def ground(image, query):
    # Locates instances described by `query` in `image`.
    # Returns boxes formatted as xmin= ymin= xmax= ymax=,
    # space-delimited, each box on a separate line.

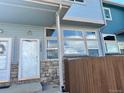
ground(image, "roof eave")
xmin=103 ymin=0 xmax=124 ymax=8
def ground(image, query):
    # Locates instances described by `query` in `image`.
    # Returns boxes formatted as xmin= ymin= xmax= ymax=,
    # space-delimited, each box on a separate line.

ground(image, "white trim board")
xmin=63 ymin=16 xmax=105 ymax=25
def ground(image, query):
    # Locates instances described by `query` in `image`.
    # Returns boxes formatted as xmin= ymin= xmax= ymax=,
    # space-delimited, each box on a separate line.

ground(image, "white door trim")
xmin=0 ymin=38 xmax=12 ymax=83
xmin=18 ymin=38 xmax=40 ymax=80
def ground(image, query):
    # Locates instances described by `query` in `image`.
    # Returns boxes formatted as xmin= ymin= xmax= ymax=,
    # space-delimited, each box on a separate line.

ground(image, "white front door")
xmin=0 ymin=38 xmax=12 ymax=83
xmin=19 ymin=39 xmax=40 ymax=80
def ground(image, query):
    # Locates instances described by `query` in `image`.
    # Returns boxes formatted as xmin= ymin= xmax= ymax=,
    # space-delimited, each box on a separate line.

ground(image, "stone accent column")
xmin=40 ymin=61 xmax=59 ymax=85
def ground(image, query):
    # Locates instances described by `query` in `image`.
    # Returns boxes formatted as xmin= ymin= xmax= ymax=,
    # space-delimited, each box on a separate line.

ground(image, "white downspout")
xmin=56 ymin=3 xmax=64 ymax=92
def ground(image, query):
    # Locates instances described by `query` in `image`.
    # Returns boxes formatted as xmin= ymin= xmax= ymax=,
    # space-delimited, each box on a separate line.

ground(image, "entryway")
xmin=18 ymin=38 xmax=40 ymax=80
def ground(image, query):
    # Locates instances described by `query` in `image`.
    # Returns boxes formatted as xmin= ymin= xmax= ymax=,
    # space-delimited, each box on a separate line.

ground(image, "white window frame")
xmin=103 ymin=34 xmax=120 ymax=54
xmin=103 ymin=7 xmax=112 ymax=21
xmin=44 ymin=28 xmax=59 ymax=61
xmin=18 ymin=38 xmax=40 ymax=80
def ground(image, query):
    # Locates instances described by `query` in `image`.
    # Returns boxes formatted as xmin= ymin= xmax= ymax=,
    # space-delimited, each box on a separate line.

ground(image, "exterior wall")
xmin=0 ymin=23 xmax=44 ymax=64
xmin=117 ymin=34 xmax=124 ymax=42
xmin=0 ymin=23 xmax=59 ymax=87
xmin=63 ymin=0 xmax=105 ymax=25
xmin=101 ymin=3 xmax=124 ymax=34
xmin=0 ymin=23 xmax=102 ymax=87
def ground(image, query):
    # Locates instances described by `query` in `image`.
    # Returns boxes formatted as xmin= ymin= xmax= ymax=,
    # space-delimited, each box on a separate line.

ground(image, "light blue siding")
xmin=0 ymin=23 xmax=44 ymax=64
xmin=101 ymin=4 xmax=124 ymax=34
xmin=63 ymin=0 xmax=105 ymax=25
xmin=101 ymin=3 xmax=124 ymax=42
xmin=117 ymin=34 xmax=124 ymax=42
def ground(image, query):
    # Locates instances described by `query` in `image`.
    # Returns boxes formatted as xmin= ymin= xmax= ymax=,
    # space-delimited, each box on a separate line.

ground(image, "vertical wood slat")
xmin=64 ymin=56 xmax=124 ymax=93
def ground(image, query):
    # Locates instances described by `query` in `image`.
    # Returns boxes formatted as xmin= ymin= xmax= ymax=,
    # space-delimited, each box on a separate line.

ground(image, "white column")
xmin=97 ymin=29 xmax=105 ymax=56
xmin=56 ymin=11 xmax=64 ymax=91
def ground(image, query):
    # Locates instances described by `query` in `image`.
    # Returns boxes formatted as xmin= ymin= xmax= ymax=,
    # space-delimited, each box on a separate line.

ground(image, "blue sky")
xmin=112 ymin=0 xmax=124 ymax=3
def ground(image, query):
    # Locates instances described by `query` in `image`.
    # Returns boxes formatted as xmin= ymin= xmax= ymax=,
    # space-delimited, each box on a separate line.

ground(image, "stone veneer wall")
xmin=0 ymin=61 xmax=59 ymax=87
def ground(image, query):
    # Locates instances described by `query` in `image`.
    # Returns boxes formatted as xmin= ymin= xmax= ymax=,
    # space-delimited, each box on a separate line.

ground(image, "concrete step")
xmin=42 ymin=85 xmax=59 ymax=93
xmin=0 ymin=83 xmax=42 ymax=93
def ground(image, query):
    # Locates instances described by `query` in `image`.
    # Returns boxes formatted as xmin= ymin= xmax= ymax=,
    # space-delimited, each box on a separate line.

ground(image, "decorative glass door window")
xmin=19 ymin=39 xmax=40 ymax=80
xmin=0 ymin=38 xmax=11 ymax=83
xmin=0 ymin=41 xmax=8 ymax=69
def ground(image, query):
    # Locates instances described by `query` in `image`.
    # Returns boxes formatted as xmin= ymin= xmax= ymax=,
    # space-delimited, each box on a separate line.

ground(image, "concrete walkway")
xmin=0 ymin=83 xmax=42 ymax=93
xmin=0 ymin=83 xmax=61 ymax=93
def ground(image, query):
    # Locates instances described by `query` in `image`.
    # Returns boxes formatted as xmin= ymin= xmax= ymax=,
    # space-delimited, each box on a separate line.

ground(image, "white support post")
xmin=98 ymin=30 xmax=106 ymax=56
xmin=56 ymin=5 xmax=64 ymax=92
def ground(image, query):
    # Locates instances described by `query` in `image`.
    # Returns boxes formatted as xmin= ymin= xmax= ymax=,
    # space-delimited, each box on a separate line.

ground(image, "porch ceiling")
xmin=0 ymin=0 xmax=68 ymax=26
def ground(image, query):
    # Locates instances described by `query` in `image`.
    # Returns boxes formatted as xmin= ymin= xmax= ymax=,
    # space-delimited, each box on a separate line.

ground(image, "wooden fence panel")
xmin=64 ymin=56 xmax=124 ymax=93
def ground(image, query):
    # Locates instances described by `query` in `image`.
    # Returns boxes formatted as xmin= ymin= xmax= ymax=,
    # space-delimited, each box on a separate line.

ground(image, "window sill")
xmin=105 ymin=18 xmax=112 ymax=21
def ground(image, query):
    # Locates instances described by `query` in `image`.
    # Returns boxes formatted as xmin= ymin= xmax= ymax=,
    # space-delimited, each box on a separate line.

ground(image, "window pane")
xmin=104 ymin=9 xmax=111 ymax=19
xmin=86 ymin=32 xmax=96 ymax=39
xmin=47 ymin=40 xmax=58 ymax=48
xmin=87 ymin=41 xmax=98 ymax=49
xmin=64 ymin=30 xmax=83 ymax=39
xmin=47 ymin=50 xmax=58 ymax=59
xmin=88 ymin=49 xmax=99 ymax=56
xmin=118 ymin=42 xmax=124 ymax=49
xmin=46 ymin=29 xmax=57 ymax=37
xmin=120 ymin=49 xmax=124 ymax=54
xmin=105 ymin=42 xmax=119 ymax=53
xmin=118 ymin=42 xmax=124 ymax=54
xmin=64 ymin=40 xmax=86 ymax=55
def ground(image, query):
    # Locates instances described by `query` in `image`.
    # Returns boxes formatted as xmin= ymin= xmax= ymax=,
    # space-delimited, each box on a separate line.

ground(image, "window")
xmin=45 ymin=29 xmax=100 ymax=59
xmin=64 ymin=30 xmax=99 ymax=56
xmin=104 ymin=7 xmax=112 ymax=20
xmin=118 ymin=42 xmax=124 ymax=54
xmin=103 ymin=34 xmax=120 ymax=54
xmin=86 ymin=32 xmax=99 ymax=56
xmin=45 ymin=29 xmax=58 ymax=60
xmin=64 ymin=30 xmax=86 ymax=56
